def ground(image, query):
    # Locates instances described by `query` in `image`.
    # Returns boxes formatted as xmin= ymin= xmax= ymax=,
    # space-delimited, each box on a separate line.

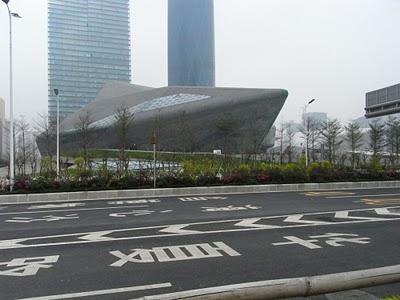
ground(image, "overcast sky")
xmin=0 ymin=0 xmax=399 ymax=124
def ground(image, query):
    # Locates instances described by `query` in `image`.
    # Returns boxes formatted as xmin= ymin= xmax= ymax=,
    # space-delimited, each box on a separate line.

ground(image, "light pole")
xmin=2 ymin=0 xmax=21 ymax=190
xmin=150 ymin=132 xmax=157 ymax=189
xmin=303 ymin=98 xmax=316 ymax=167
xmin=54 ymin=89 xmax=60 ymax=177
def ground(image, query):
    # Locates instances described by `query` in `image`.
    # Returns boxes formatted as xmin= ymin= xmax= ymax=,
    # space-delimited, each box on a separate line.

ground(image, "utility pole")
xmin=2 ymin=0 xmax=22 ymax=190
xmin=54 ymin=89 xmax=60 ymax=177
xmin=303 ymin=99 xmax=317 ymax=167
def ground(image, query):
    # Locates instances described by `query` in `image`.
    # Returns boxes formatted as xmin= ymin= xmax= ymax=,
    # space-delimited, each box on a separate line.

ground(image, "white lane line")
xmin=18 ymin=282 xmax=172 ymax=300
xmin=1 ymin=206 xmax=400 ymax=250
xmin=0 ymin=205 xmax=149 ymax=216
xmin=327 ymin=193 xmax=400 ymax=199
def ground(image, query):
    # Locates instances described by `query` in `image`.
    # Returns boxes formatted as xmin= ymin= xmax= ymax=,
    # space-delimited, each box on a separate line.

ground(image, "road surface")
xmin=0 ymin=188 xmax=399 ymax=299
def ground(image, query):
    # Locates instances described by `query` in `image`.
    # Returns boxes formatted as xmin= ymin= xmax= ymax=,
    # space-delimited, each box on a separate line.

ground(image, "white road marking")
xmin=5 ymin=214 xmax=79 ymax=223
xmin=0 ymin=206 xmax=399 ymax=250
xmin=334 ymin=211 xmax=387 ymax=221
xmin=327 ymin=193 xmax=400 ymax=199
xmin=28 ymin=203 xmax=85 ymax=210
xmin=18 ymin=283 xmax=172 ymax=300
xmin=234 ymin=218 xmax=280 ymax=229
xmin=0 ymin=205 xmax=149 ymax=216
xmin=78 ymin=231 xmax=114 ymax=242
xmin=108 ymin=199 xmax=160 ymax=205
xmin=179 ymin=196 xmax=227 ymax=202
xmin=0 ymin=256 xmax=59 ymax=277
xmin=201 ymin=204 xmax=260 ymax=212
xmin=273 ymin=233 xmax=371 ymax=249
xmin=109 ymin=210 xmax=155 ymax=218
xmin=110 ymin=242 xmax=240 ymax=266
xmin=273 ymin=236 xmax=321 ymax=249
xmin=375 ymin=207 xmax=400 ymax=216
xmin=159 ymin=224 xmax=202 ymax=234
xmin=284 ymin=214 xmax=332 ymax=225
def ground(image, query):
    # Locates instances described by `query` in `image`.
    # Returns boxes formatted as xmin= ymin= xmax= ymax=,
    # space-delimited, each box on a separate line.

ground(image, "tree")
xmin=369 ymin=121 xmax=385 ymax=161
xmin=75 ymin=111 xmax=93 ymax=169
xmin=320 ymin=119 xmax=343 ymax=165
xmin=175 ymin=110 xmax=192 ymax=153
xmin=284 ymin=123 xmax=296 ymax=163
xmin=16 ymin=117 xmax=30 ymax=176
xmin=299 ymin=115 xmax=320 ymax=164
xmin=114 ymin=105 xmax=134 ymax=174
xmin=215 ymin=113 xmax=239 ymax=155
xmin=34 ymin=113 xmax=55 ymax=170
xmin=385 ymin=116 xmax=400 ymax=166
xmin=344 ymin=121 xmax=363 ymax=168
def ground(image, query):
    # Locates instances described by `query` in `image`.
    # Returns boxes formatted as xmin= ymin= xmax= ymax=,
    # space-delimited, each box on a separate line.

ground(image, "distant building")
xmin=48 ymin=0 xmax=131 ymax=119
xmin=168 ymin=0 xmax=215 ymax=87
xmin=365 ymin=83 xmax=400 ymax=118
xmin=37 ymin=82 xmax=288 ymax=155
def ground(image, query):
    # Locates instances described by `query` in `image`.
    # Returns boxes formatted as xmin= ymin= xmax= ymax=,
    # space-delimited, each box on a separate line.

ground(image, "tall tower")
xmin=48 ymin=0 xmax=131 ymax=119
xmin=168 ymin=0 xmax=215 ymax=87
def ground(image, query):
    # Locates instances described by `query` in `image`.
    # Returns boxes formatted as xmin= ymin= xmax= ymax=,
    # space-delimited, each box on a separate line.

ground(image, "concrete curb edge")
xmin=131 ymin=264 xmax=400 ymax=300
xmin=0 ymin=180 xmax=399 ymax=205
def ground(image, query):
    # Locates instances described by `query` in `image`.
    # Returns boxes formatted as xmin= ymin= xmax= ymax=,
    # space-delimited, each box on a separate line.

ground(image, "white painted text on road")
xmin=110 ymin=242 xmax=240 ymax=266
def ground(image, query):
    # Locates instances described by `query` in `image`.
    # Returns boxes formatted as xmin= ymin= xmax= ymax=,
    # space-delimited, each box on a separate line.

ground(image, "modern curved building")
xmin=38 ymin=82 xmax=288 ymax=155
xmin=168 ymin=0 xmax=215 ymax=87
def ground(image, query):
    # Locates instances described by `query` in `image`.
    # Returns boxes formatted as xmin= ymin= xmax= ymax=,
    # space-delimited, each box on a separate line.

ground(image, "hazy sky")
xmin=0 ymin=0 xmax=399 ymax=124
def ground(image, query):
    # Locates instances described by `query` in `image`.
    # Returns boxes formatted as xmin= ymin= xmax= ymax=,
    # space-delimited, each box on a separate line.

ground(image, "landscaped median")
xmin=0 ymin=180 xmax=399 ymax=205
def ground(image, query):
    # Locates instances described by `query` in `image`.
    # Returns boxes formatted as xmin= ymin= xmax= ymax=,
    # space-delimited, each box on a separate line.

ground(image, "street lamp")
xmin=54 ymin=89 xmax=60 ymax=177
xmin=2 ymin=0 xmax=22 ymax=190
xmin=303 ymin=98 xmax=317 ymax=167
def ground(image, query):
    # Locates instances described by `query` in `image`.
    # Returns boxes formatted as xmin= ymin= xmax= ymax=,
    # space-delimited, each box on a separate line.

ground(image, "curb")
xmin=131 ymin=264 xmax=400 ymax=300
xmin=0 ymin=180 xmax=400 ymax=205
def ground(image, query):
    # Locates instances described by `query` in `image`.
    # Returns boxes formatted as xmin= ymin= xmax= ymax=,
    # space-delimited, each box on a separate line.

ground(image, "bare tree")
xmin=284 ymin=123 xmax=296 ymax=163
xmin=385 ymin=116 xmax=400 ymax=166
xmin=320 ymin=119 xmax=343 ymax=165
xmin=215 ymin=113 xmax=239 ymax=156
xmin=175 ymin=110 xmax=192 ymax=153
xmin=114 ymin=105 xmax=134 ymax=173
xmin=16 ymin=117 xmax=30 ymax=176
xmin=75 ymin=111 xmax=93 ymax=169
xmin=27 ymin=135 xmax=39 ymax=175
xmin=34 ymin=113 xmax=55 ymax=170
xmin=369 ymin=121 xmax=385 ymax=161
xmin=344 ymin=121 xmax=363 ymax=168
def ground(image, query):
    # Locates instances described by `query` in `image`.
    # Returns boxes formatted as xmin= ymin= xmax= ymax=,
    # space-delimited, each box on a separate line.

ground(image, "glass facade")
xmin=168 ymin=0 xmax=215 ymax=87
xmin=48 ymin=0 xmax=131 ymax=119
xmin=90 ymin=93 xmax=211 ymax=129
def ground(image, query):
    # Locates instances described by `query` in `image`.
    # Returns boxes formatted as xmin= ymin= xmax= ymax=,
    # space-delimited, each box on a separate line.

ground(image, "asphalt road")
xmin=0 ymin=188 xmax=400 ymax=299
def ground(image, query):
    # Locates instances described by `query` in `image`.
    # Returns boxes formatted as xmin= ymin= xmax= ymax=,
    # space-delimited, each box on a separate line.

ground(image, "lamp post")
xmin=54 ymin=89 xmax=60 ymax=177
xmin=2 ymin=0 xmax=21 ymax=190
xmin=303 ymin=98 xmax=316 ymax=167
xmin=149 ymin=132 xmax=157 ymax=189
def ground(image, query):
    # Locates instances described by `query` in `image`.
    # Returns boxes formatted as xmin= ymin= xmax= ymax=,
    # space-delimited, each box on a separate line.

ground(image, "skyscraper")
xmin=168 ymin=0 xmax=215 ymax=87
xmin=48 ymin=0 xmax=131 ymax=119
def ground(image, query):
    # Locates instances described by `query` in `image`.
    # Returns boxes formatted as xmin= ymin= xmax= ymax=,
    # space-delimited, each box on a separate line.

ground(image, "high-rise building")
xmin=168 ymin=0 xmax=215 ymax=87
xmin=48 ymin=0 xmax=131 ymax=119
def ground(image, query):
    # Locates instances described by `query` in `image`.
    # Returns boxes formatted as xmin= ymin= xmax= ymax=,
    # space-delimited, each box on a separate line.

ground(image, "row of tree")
xmin=275 ymin=116 xmax=400 ymax=168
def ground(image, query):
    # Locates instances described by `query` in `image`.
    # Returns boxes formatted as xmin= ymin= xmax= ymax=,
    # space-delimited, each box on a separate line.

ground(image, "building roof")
xmin=61 ymin=82 xmax=288 ymax=132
